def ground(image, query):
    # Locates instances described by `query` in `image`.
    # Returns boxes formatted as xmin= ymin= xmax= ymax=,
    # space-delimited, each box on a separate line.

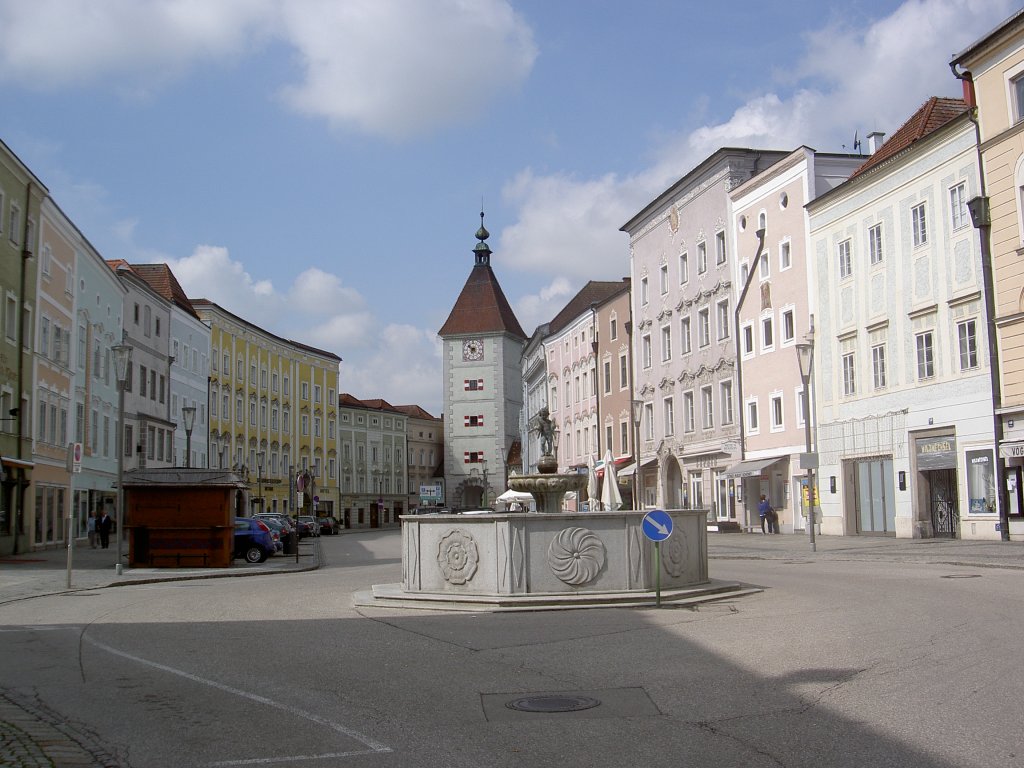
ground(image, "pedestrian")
xmin=98 ymin=508 xmax=113 ymax=549
xmin=87 ymin=511 xmax=97 ymax=549
xmin=758 ymin=495 xmax=772 ymax=535
xmin=768 ymin=504 xmax=781 ymax=534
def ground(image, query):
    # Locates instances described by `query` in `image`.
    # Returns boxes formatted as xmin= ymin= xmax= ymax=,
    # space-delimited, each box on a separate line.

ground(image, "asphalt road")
xmin=1 ymin=531 xmax=1022 ymax=767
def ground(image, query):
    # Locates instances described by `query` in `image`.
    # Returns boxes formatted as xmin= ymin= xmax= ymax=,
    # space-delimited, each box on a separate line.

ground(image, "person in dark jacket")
xmin=98 ymin=509 xmax=113 ymax=549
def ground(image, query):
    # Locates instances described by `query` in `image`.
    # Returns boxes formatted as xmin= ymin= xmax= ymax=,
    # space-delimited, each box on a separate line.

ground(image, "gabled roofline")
xmin=951 ymin=8 xmax=1024 ymax=67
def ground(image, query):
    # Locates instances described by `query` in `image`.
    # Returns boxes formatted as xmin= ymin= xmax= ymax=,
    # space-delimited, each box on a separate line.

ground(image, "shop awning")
xmin=618 ymin=458 xmax=657 ymax=477
xmin=0 ymin=456 xmax=35 ymax=470
xmin=723 ymin=457 xmax=783 ymax=478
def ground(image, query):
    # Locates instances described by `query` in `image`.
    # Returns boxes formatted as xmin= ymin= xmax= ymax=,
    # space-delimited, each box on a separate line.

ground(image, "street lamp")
xmin=256 ymin=450 xmax=265 ymax=514
xmin=795 ymin=334 xmax=816 ymax=552
xmin=481 ymin=458 xmax=489 ymax=508
xmin=181 ymin=405 xmax=196 ymax=468
xmin=632 ymin=399 xmax=643 ymax=511
xmin=112 ymin=343 xmax=133 ymax=575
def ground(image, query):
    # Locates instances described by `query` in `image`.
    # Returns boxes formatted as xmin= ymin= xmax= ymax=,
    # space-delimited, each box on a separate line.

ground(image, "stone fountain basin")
xmin=397 ymin=509 xmax=709 ymax=598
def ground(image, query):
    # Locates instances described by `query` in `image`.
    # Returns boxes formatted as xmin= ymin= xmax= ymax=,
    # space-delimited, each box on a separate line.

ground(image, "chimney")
xmin=867 ymin=131 xmax=886 ymax=155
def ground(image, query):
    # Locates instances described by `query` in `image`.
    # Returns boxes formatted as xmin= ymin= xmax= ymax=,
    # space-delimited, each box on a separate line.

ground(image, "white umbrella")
xmin=587 ymin=454 xmax=599 ymax=510
xmin=600 ymin=450 xmax=623 ymax=511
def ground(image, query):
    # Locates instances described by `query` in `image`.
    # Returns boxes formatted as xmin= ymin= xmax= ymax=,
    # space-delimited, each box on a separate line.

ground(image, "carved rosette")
xmin=437 ymin=529 xmax=479 ymax=585
xmin=662 ymin=529 xmax=688 ymax=578
xmin=548 ymin=527 xmax=606 ymax=586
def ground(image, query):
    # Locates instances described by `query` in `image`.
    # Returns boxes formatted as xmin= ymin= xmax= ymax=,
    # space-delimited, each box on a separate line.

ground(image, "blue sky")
xmin=0 ymin=0 xmax=1014 ymax=416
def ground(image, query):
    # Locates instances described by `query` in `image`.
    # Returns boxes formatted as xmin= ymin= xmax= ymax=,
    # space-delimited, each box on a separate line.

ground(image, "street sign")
xmin=296 ymin=473 xmax=306 ymax=492
xmin=642 ymin=509 xmax=673 ymax=541
xmin=313 ymin=495 xmax=320 ymax=504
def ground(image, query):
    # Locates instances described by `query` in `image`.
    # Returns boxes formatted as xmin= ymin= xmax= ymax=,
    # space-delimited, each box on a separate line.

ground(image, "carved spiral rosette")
xmin=437 ymin=529 xmax=479 ymax=585
xmin=547 ymin=527 xmax=606 ymax=586
xmin=662 ymin=529 xmax=688 ymax=578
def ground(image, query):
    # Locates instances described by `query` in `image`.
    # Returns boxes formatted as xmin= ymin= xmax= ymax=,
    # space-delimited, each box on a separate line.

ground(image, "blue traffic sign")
xmin=642 ymin=509 xmax=673 ymax=541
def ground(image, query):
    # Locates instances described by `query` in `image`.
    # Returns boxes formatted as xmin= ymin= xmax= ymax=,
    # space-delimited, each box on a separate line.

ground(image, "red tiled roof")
xmin=850 ymin=97 xmax=969 ymax=179
xmin=438 ymin=263 xmax=526 ymax=339
xmin=548 ymin=279 xmax=630 ymax=335
xmin=126 ymin=263 xmax=202 ymax=321
xmin=392 ymin=404 xmax=440 ymax=420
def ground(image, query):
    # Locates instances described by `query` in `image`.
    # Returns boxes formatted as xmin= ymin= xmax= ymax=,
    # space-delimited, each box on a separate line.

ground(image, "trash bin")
xmin=283 ymin=535 xmax=297 ymax=555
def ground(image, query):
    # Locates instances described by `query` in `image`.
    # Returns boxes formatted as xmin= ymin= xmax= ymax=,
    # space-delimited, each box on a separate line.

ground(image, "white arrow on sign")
xmin=648 ymin=517 xmax=670 ymax=536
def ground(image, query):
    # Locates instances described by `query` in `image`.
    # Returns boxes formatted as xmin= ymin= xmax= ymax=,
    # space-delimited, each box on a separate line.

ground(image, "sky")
xmin=0 ymin=0 xmax=1015 ymax=416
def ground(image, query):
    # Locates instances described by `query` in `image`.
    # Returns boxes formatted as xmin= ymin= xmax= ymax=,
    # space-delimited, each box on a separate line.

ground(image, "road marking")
xmin=207 ymin=750 xmax=386 ymax=766
xmin=84 ymin=635 xmax=392 ymax=759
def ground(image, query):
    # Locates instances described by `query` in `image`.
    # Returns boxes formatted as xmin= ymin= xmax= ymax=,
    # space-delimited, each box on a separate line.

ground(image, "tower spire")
xmin=473 ymin=210 xmax=491 ymax=266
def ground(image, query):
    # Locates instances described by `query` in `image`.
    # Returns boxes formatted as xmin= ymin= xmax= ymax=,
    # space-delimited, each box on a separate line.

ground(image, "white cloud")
xmin=514 ymin=277 xmax=576 ymax=337
xmin=277 ymin=0 xmax=537 ymax=140
xmin=0 ymin=0 xmax=535 ymax=140
xmin=0 ymin=0 xmax=273 ymax=90
xmin=341 ymin=324 xmax=444 ymax=414
xmin=166 ymin=245 xmax=444 ymax=410
xmin=497 ymin=0 xmax=1016 ymax=294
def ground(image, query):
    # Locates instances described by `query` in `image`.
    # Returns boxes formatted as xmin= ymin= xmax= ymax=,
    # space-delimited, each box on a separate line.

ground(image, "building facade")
xmin=110 ymin=262 xmax=175 ymax=473
xmin=394 ymin=403 xmax=443 ymax=514
xmin=338 ymin=395 xmax=409 ymax=527
xmin=0 ymin=140 xmax=45 ymax=555
xmin=194 ymin=299 xmax=341 ymax=519
xmin=807 ymin=99 xmax=996 ymax=539
xmin=593 ymin=280 xmax=634 ymax=503
xmin=29 ymin=199 xmax=77 ymax=548
xmin=951 ymin=11 xmax=1024 ymax=540
xmin=520 ymin=323 xmax=549 ymax=476
xmin=129 ymin=264 xmax=210 ymax=469
xmin=439 ymin=217 xmax=526 ymax=510
xmin=623 ymin=148 xmax=788 ymax=512
xmin=727 ymin=148 xmax=863 ymax=532
xmin=71 ymin=238 xmax=125 ymax=544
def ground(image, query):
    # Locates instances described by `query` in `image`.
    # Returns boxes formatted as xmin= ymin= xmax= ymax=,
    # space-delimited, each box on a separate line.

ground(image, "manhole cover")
xmin=940 ymin=574 xmax=981 ymax=579
xmin=506 ymin=695 xmax=602 ymax=713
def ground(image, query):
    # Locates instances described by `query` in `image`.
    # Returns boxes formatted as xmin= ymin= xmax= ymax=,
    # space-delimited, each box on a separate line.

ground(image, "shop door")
xmin=854 ymin=458 xmax=896 ymax=535
xmin=929 ymin=469 xmax=958 ymax=538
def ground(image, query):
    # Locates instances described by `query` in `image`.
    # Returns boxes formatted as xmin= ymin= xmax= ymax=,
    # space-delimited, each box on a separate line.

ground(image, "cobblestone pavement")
xmin=0 ymin=690 xmax=122 ymax=767
xmin=1 ymin=530 xmax=1021 ymax=765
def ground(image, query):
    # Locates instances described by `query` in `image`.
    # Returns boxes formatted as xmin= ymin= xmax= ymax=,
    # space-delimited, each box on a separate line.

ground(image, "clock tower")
xmin=439 ymin=213 xmax=527 ymax=509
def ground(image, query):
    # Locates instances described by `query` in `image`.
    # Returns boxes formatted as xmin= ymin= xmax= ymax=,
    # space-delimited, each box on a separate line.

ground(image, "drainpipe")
xmin=590 ymin=302 xmax=600 ymax=459
xmin=733 ymin=228 xmax=766 ymax=529
xmin=951 ymin=62 xmax=1010 ymax=541
xmin=13 ymin=182 xmax=37 ymax=554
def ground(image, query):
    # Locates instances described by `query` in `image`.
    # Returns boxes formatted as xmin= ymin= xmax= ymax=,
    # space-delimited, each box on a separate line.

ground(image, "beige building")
xmin=194 ymin=300 xmax=341 ymax=519
xmin=951 ymin=10 xmax=1024 ymax=539
xmin=393 ymin=404 xmax=442 ymax=513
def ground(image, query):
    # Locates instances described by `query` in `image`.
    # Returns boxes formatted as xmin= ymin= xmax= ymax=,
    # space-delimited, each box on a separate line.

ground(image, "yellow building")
xmin=191 ymin=300 xmax=341 ymax=517
xmin=952 ymin=11 xmax=1024 ymax=539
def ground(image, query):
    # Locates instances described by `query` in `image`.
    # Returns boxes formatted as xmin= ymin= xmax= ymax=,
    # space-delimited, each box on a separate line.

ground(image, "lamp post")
xmin=112 ymin=343 xmax=133 ymax=575
xmin=632 ymin=399 xmax=643 ymax=511
xmin=256 ymin=450 xmax=265 ymax=514
xmin=796 ymin=336 xmax=816 ymax=552
xmin=181 ymin=405 xmax=196 ymax=468
xmin=481 ymin=458 xmax=489 ymax=508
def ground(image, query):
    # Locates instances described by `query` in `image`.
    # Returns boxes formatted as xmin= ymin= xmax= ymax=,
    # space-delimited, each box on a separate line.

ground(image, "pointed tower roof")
xmin=438 ymin=212 xmax=527 ymax=339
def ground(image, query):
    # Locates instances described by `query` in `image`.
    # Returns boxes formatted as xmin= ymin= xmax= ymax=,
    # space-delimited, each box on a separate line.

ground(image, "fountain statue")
xmin=508 ymin=407 xmax=586 ymax=513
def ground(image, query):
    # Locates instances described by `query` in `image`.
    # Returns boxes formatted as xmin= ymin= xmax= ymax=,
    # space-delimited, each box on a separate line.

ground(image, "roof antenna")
xmin=853 ymin=130 xmax=862 ymax=154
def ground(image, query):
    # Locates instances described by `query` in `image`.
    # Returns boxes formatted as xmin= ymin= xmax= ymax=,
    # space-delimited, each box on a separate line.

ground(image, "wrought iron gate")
xmin=929 ymin=469 xmax=958 ymax=538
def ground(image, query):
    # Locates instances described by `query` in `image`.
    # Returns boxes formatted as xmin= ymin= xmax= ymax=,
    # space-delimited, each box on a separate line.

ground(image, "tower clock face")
xmin=462 ymin=338 xmax=484 ymax=361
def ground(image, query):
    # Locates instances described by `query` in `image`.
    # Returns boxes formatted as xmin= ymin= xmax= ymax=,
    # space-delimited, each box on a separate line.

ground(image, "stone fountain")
xmin=355 ymin=410 xmax=751 ymax=611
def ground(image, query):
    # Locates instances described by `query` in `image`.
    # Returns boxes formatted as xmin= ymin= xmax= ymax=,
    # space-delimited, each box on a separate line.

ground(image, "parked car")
xmin=290 ymin=516 xmax=313 ymax=539
xmin=254 ymin=513 xmax=294 ymax=544
xmin=318 ymin=516 xmax=339 ymax=535
xmin=233 ymin=517 xmax=275 ymax=563
xmin=258 ymin=516 xmax=288 ymax=554
xmin=298 ymin=515 xmax=319 ymax=537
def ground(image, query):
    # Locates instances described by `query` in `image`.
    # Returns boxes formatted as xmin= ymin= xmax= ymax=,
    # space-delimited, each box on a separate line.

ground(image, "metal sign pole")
xmin=655 ymin=541 xmax=661 ymax=608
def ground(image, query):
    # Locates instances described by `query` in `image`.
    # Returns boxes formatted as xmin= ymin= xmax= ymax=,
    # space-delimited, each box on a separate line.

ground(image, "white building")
xmin=439 ymin=216 xmax=526 ymax=510
xmin=130 ymin=264 xmax=209 ymax=468
xmin=622 ymin=148 xmax=788 ymax=511
xmin=806 ymin=98 xmax=996 ymax=539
